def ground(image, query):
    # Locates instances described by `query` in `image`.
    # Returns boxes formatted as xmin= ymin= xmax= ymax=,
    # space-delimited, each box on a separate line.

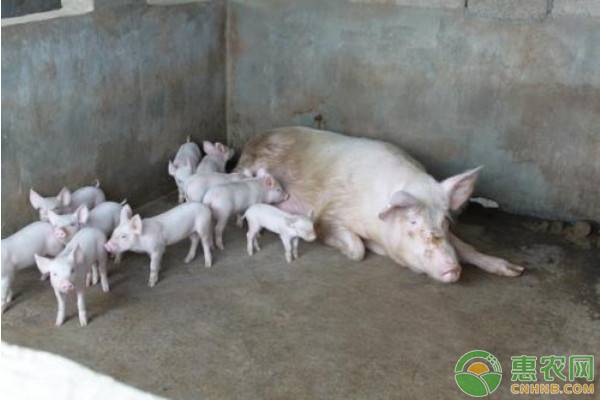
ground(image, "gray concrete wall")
xmin=226 ymin=0 xmax=600 ymax=222
xmin=1 ymin=0 xmax=226 ymax=234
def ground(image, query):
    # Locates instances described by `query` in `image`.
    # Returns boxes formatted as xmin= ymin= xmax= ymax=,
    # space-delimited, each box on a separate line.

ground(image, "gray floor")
xmin=2 ymin=194 xmax=599 ymax=399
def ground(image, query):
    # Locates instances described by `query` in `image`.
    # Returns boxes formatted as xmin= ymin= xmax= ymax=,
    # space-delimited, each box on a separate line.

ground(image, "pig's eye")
xmin=410 ymin=220 xmax=417 ymax=226
xmin=70 ymin=268 xmax=75 ymax=274
xmin=120 ymin=234 xmax=127 ymax=239
xmin=52 ymin=272 xmax=57 ymax=277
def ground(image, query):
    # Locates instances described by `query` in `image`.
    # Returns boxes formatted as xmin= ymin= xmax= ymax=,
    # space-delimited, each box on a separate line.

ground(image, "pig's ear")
xmin=129 ymin=215 xmax=143 ymax=235
xmin=47 ymin=210 xmax=60 ymax=226
xmin=203 ymin=141 xmax=215 ymax=155
xmin=120 ymin=205 xmax=133 ymax=224
xmin=57 ymin=187 xmax=71 ymax=206
xmin=378 ymin=191 xmax=420 ymax=220
xmin=441 ymin=166 xmax=482 ymax=211
xmin=30 ymin=189 xmax=44 ymax=210
xmin=76 ymin=205 xmax=90 ymax=224
xmin=34 ymin=254 xmax=52 ymax=275
xmin=215 ymin=142 xmax=226 ymax=153
xmin=168 ymin=160 xmax=176 ymax=176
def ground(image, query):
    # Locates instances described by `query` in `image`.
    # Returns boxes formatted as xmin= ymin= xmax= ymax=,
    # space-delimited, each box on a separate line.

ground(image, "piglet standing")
xmin=168 ymin=137 xmax=201 ymax=203
xmin=34 ymin=227 xmax=108 ymax=326
xmin=196 ymin=141 xmax=234 ymax=174
xmin=202 ymin=172 xmax=288 ymax=249
xmin=105 ymin=203 xmax=213 ymax=287
xmin=183 ymin=171 xmax=248 ymax=203
xmin=243 ymin=204 xmax=316 ymax=263
xmin=30 ymin=180 xmax=106 ymax=221
xmin=1 ymin=222 xmax=65 ymax=312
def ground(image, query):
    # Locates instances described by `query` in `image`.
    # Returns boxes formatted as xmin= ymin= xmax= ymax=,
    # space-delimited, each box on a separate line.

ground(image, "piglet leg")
xmin=54 ymin=289 xmax=67 ymax=326
xmin=281 ymin=236 xmax=293 ymax=263
xmin=148 ymin=249 xmax=164 ymax=287
xmin=77 ymin=290 xmax=87 ymax=327
xmin=449 ymin=232 xmax=524 ymax=277
xmin=292 ymin=237 xmax=300 ymax=260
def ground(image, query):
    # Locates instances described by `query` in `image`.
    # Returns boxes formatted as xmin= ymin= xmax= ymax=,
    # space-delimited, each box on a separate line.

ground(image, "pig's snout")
xmin=438 ymin=267 xmax=461 ymax=283
xmin=59 ymin=280 xmax=75 ymax=293
xmin=104 ymin=242 xmax=117 ymax=253
xmin=54 ymin=228 xmax=66 ymax=239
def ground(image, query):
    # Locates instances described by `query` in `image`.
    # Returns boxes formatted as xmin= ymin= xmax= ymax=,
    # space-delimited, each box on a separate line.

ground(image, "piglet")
xmin=203 ymin=172 xmax=288 ymax=249
xmin=243 ymin=204 xmax=316 ymax=263
xmin=104 ymin=203 xmax=213 ymax=287
xmin=1 ymin=222 xmax=65 ymax=312
xmin=184 ymin=171 xmax=248 ymax=203
xmin=34 ymin=227 xmax=108 ymax=326
xmin=169 ymin=137 xmax=201 ymax=203
xmin=30 ymin=180 xmax=106 ymax=221
xmin=196 ymin=141 xmax=234 ymax=174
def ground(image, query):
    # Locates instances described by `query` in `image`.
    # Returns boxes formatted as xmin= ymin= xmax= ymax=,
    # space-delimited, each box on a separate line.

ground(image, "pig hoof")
xmin=55 ymin=319 xmax=64 ymax=327
xmin=503 ymin=262 xmax=525 ymax=277
xmin=148 ymin=278 xmax=158 ymax=287
xmin=80 ymin=319 xmax=87 ymax=327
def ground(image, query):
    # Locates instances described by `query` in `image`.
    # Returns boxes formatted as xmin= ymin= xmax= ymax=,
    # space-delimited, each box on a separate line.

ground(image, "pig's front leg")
xmin=280 ymin=235 xmax=293 ymax=263
xmin=178 ymin=188 xmax=185 ymax=204
xmin=449 ymin=232 xmax=524 ymax=277
xmin=54 ymin=288 xmax=67 ymax=326
xmin=1 ymin=274 xmax=13 ymax=313
xmin=200 ymin=235 xmax=212 ymax=268
xmin=77 ymin=290 xmax=87 ymax=327
xmin=148 ymin=249 xmax=165 ymax=287
xmin=319 ymin=221 xmax=365 ymax=261
xmin=292 ymin=237 xmax=300 ymax=260
xmin=114 ymin=252 xmax=122 ymax=264
xmin=98 ymin=257 xmax=110 ymax=293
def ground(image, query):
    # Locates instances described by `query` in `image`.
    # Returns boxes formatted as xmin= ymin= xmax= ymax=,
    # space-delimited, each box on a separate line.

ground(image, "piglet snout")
xmin=54 ymin=228 xmax=66 ymax=239
xmin=59 ymin=281 xmax=75 ymax=293
xmin=439 ymin=266 xmax=461 ymax=283
xmin=104 ymin=242 xmax=116 ymax=253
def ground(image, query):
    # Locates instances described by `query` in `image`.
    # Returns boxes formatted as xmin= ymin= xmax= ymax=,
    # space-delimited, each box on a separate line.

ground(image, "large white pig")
xmin=236 ymin=127 xmax=524 ymax=283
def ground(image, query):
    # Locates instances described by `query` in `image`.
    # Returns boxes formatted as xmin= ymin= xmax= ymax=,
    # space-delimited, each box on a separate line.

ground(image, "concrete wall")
xmin=226 ymin=0 xmax=600 ymax=222
xmin=1 ymin=0 xmax=61 ymax=19
xmin=1 ymin=0 xmax=225 ymax=234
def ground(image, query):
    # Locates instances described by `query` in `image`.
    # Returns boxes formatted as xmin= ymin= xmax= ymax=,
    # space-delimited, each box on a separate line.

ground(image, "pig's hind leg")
xmin=449 ymin=232 xmax=524 ymax=277
xmin=318 ymin=221 xmax=365 ymax=261
xmin=184 ymin=233 xmax=200 ymax=263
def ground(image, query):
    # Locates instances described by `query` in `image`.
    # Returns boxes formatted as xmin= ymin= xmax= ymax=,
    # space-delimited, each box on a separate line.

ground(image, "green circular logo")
xmin=455 ymin=350 xmax=503 ymax=397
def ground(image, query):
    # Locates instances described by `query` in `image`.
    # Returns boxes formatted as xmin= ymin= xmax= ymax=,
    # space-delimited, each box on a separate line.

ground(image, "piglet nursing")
xmin=236 ymin=126 xmax=525 ymax=282
xmin=243 ymin=204 xmax=316 ymax=263
xmin=202 ymin=172 xmax=288 ymax=249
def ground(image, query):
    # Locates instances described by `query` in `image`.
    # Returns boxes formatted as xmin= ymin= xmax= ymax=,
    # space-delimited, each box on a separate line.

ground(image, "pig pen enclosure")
xmin=1 ymin=1 xmax=599 ymax=399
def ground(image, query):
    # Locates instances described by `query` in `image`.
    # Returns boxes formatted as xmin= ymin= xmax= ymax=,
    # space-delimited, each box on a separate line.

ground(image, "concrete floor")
xmin=2 ymin=194 xmax=599 ymax=399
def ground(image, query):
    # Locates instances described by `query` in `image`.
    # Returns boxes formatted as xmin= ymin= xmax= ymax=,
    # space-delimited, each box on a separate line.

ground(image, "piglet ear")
xmin=120 ymin=205 xmax=133 ymax=224
xmin=29 ymin=189 xmax=44 ymax=210
xmin=378 ymin=191 xmax=420 ymax=220
xmin=76 ymin=205 xmax=90 ymax=224
xmin=203 ymin=141 xmax=215 ymax=155
xmin=34 ymin=254 xmax=52 ymax=275
xmin=57 ymin=187 xmax=71 ymax=207
xmin=441 ymin=166 xmax=482 ymax=211
xmin=129 ymin=215 xmax=143 ymax=235
xmin=168 ymin=160 xmax=176 ymax=176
